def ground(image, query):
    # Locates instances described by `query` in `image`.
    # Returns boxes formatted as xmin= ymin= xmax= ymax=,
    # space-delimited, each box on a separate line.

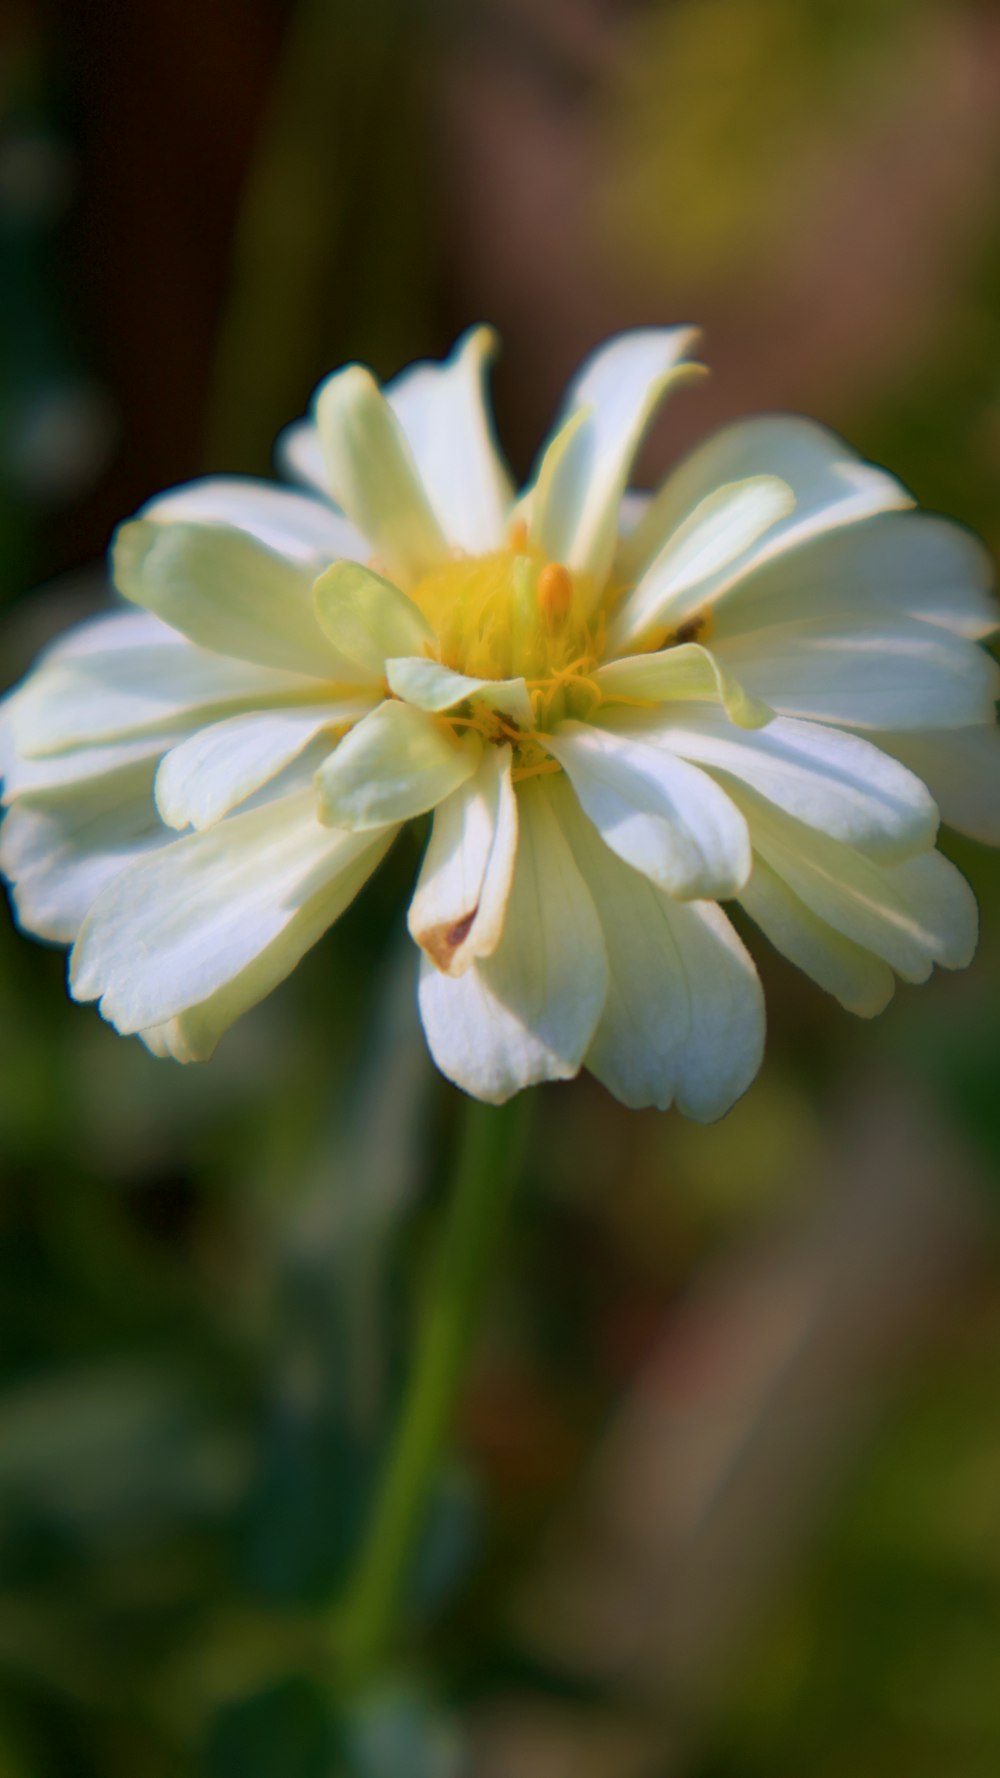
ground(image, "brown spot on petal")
xmin=446 ymin=910 xmax=477 ymax=948
xmin=421 ymin=907 xmax=478 ymax=973
xmin=672 ymin=607 xmax=714 ymax=646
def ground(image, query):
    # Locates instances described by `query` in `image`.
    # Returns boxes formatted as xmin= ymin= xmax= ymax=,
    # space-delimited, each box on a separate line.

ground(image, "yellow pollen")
xmin=537 ymin=562 xmax=573 ymax=628
xmin=408 ymin=545 xmax=600 ymax=688
xmin=405 ymin=543 xmax=612 ymax=765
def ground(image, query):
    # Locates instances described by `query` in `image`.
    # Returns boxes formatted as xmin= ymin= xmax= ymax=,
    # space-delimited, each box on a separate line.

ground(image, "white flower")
xmin=2 ymin=326 xmax=998 ymax=1113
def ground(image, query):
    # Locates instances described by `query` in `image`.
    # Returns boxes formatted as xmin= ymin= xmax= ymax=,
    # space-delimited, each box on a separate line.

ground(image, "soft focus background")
xmin=2 ymin=3 xmax=1000 ymax=1773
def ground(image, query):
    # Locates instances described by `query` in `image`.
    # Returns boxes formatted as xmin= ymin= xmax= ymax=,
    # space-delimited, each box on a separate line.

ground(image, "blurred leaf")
xmin=205 ymin=1677 xmax=334 ymax=1778
xmin=337 ymin=1684 xmax=463 ymax=1778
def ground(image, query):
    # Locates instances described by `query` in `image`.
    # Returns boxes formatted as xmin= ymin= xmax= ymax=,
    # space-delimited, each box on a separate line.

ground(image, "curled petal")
xmin=1 ymin=754 xmax=170 ymax=944
xmin=552 ymin=779 xmax=765 ymax=1118
xmin=866 ymin=725 xmax=1000 ymax=846
xmin=418 ymin=778 xmax=608 ymax=1101
xmin=619 ymin=415 xmax=912 ymax=588
xmin=139 ymin=475 xmax=366 ymax=568
xmin=711 ymin=616 xmax=1000 ymax=730
xmin=545 ymin=718 xmax=751 ymax=900
xmin=607 ymin=476 xmax=795 ymax=653
xmin=313 ymin=561 xmax=435 ymax=675
xmin=594 ymin=642 xmax=772 ymax=729
xmin=643 ymin=705 xmax=939 ymax=862
xmin=385 ymin=657 xmax=534 ymax=728
xmin=529 ymin=326 xmax=703 ymax=597
xmin=155 ymin=701 xmax=372 ymax=832
xmin=314 ymin=365 xmax=447 ymax=584
xmin=9 ymin=612 xmax=333 ymax=758
xmin=386 ymin=326 xmax=515 ymax=553
xmin=71 ymin=789 xmax=395 ymax=1036
xmin=735 ymin=796 xmax=977 ymax=983
xmin=113 ymin=519 xmax=358 ymax=678
xmin=740 ymin=856 xmax=895 ymax=1018
xmin=316 ymin=700 xmax=481 ymax=830
xmin=408 ymin=743 xmax=518 ymax=976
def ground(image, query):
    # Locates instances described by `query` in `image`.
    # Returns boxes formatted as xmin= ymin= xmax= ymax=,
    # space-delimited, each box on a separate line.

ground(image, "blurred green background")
xmin=2 ymin=2 xmax=1000 ymax=1773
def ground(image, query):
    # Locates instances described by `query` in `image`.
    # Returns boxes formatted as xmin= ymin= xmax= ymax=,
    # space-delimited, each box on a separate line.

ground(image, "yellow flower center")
xmin=408 ymin=531 xmax=606 ymax=737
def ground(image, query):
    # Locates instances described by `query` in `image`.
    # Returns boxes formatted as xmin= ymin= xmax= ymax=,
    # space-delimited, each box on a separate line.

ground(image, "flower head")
xmin=3 ymin=326 xmax=998 ymax=1113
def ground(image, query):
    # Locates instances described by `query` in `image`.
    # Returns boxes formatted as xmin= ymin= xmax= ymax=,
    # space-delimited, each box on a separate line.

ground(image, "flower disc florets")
xmin=408 ymin=530 xmax=609 ymax=767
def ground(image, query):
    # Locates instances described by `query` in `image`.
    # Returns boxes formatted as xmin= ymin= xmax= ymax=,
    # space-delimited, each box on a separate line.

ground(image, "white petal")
xmin=155 ymin=701 xmax=371 ymax=831
xmin=139 ymin=475 xmax=367 ymax=568
xmin=739 ymin=854 xmax=895 ymax=1017
xmin=71 ymin=789 xmax=395 ymax=1034
xmin=620 ymin=415 xmax=913 ymax=587
xmin=279 ymin=330 xmax=517 ymax=554
xmin=131 ymin=825 xmax=389 ymax=1065
xmin=313 ymin=561 xmax=435 ymax=674
xmin=617 ymin=490 xmax=649 ymax=536
xmin=20 ymin=606 xmax=177 ymax=666
xmin=314 ymin=364 xmax=447 ymax=584
xmin=0 ymin=695 xmax=16 ymax=785
xmin=593 ymin=642 xmax=772 ymax=728
xmin=2 ymin=733 xmax=174 ymax=803
xmin=275 ymin=420 xmax=330 ymax=500
xmin=606 ymin=476 xmax=796 ymax=653
xmin=136 ymin=1021 xmax=177 ymax=1059
xmin=885 ymin=851 xmax=978 ymax=970
xmin=712 ymin=616 xmax=1000 ymax=730
xmin=552 ymin=778 xmax=764 ymax=1118
xmin=739 ymin=797 xmax=977 ymax=982
xmin=648 ymin=704 xmax=939 ymax=861
xmin=408 ymin=743 xmax=517 ymax=975
xmin=385 ymin=657 xmax=535 ymax=729
xmin=545 ymin=718 xmax=751 ymax=899
xmin=874 ymin=725 xmax=1000 ymax=846
xmin=1 ymin=755 xmax=169 ymax=943
xmin=417 ymin=777 xmax=608 ymax=1101
xmin=9 ymin=616 xmax=334 ymax=757
xmin=386 ymin=326 xmax=514 ymax=552
xmin=710 ymin=510 xmax=998 ymax=644
xmin=113 ymin=519 xmax=358 ymax=678
xmin=529 ymin=327 xmax=703 ymax=593
xmin=315 ymin=699 xmax=480 ymax=830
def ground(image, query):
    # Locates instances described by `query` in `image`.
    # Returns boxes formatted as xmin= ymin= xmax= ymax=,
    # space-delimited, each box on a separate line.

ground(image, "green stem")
xmin=336 ymin=1092 xmax=532 ymax=1685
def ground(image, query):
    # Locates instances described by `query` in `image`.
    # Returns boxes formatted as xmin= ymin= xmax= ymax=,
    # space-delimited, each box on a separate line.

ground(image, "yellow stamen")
xmin=403 ymin=544 xmax=612 ymax=777
xmin=408 ymin=545 xmax=600 ymax=685
xmin=511 ymin=758 xmax=562 ymax=784
xmin=537 ymin=562 xmax=573 ymax=628
xmin=444 ymin=712 xmax=501 ymax=742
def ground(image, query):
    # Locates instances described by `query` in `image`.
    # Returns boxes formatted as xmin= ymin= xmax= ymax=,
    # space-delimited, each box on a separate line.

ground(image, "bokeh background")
xmin=3 ymin=2 xmax=1000 ymax=1773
